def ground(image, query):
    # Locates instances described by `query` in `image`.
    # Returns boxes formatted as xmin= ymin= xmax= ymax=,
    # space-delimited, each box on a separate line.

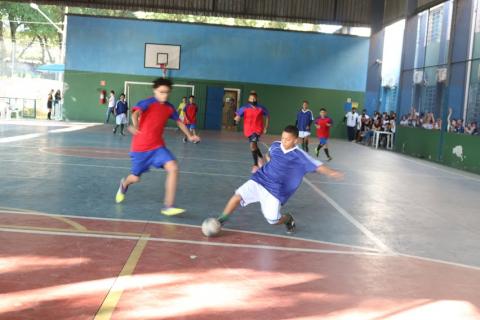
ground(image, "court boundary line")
xmin=0 ymin=208 xmax=380 ymax=252
xmin=2 ymin=225 xmax=480 ymax=271
xmin=0 ymin=225 xmax=386 ymax=257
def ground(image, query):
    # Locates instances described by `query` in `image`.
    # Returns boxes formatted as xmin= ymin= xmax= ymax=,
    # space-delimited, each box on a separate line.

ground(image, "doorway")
xmin=222 ymin=88 xmax=240 ymax=131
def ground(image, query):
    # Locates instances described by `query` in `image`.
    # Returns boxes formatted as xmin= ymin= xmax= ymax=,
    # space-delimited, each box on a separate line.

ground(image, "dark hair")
xmin=320 ymin=108 xmax=327 ymax=112
xmin=110 ymin=90 xmax=115 ymax=94
xmin=249 ymin=92 xmax=257 ymax=97
xmin=152 ymin=78 xmax=173 ymax=89
xmin=120 ymin=93 xmax=125 ymax=97
xmin=189 ymin=95 xmax=195 ymax=99
xmin=303 ymin=100 xmax=309 ymax=104
xmin=283 ymin=125 xmax=299 ymax=137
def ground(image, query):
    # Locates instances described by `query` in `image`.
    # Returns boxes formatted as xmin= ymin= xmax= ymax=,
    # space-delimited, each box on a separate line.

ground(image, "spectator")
xmin=53 ymin=90 xmax=61 ymax=119
xmin=47 ymin=89 xmax=54 ymax=120
xmin=113 ymin=93 xmax=128 ymax=136
xmin=465 ymin=122 xmax=478 ymax=135
xmin=344 ymin=106 xmax=359 ymax=141
xmin=105 ymin=90 xmax=115 ymax=124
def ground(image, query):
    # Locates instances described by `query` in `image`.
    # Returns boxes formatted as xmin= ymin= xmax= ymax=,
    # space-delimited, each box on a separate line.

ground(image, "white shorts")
xmin=116 ymin=113 xmax=128 ymax=125
xmin=235 ymin=180 xmax=282 ymax=224
xmin=299 ymin=131 xmax=311 ymax=138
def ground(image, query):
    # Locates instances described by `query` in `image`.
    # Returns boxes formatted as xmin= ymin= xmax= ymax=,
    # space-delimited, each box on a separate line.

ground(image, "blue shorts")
xmin=130 ymin=147 xmax=176 ymax=176
xmin=186 ymin=124 xmax=196 ymax=130
xmin=248 ymin=133 xmax=261 ymax=143
xmin=319 ymin=137 xmax=329 ymax=145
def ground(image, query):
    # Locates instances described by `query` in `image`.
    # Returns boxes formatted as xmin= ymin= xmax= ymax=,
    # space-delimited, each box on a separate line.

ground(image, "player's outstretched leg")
xmin=217 ymin=194 xmax=242 ymax=225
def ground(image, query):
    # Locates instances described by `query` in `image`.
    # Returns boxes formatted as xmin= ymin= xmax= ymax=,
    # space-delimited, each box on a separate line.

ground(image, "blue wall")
xmin=65 ymin=15 xmax=369 ymax=92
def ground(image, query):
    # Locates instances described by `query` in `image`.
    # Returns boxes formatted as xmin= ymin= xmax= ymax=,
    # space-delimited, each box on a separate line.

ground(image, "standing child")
xmin=315 ymin=108 xmax=333 ymax=161
xmin=295 ymin=100 xmax=314 ymax=152
xmin=235 ymin=92 xmax=270 ymax=173
xmin=177 ymin=97 xmax=187 ymax=124
xmin=183 ymin=95 xmax=199 ymax=144
xmin=115 ymin=78 xmax=200 ymax=216
xmin=47 ymin=89 xmax=54 ymax=120
xmin=105 ymin=90 xmax=116 ymax=124
xmin=216 ymin=125 xmax=343 ymax=234
xmin=113 ymin=93 xmax=128 ymax=136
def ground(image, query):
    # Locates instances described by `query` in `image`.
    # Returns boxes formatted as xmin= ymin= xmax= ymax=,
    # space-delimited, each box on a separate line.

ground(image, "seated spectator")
xmin=455 ymin=119 xmax=465 ymax=133
xmin=464 ymin=121 xmax=478 ymax=135
xmin=434 ymin=118 xmax=442 ymax=130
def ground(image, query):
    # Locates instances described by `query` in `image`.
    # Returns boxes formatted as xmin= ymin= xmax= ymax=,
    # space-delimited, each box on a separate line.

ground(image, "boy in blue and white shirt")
xmin=295 ymin=100 xmax=314 ymax=152
xmin=217 ymin=125 xmax=343 ymax=234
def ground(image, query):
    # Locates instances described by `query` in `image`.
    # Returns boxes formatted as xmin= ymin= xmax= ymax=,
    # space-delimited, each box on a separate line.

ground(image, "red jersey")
xmin=236 ymin=104 xmax=269 ymax=137
xmin=183 ymin=103 xmax=198 ymax=124
xmin=131 ymin=97 xmax=179 ymax=152
xmin=315 ymin=117 xmax=332 ymax=138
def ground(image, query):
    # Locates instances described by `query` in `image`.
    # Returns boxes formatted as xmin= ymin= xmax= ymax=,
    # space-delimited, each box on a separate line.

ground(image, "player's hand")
xmin=128 ymin=126 xmax=140 ymax=135
xmin=263 ymin=128 xmax=268 ymax=134
xmin=188 ymin=135 xmax=201 ymax=143
xmin=328 ymin=171 xmax=344 ymax=180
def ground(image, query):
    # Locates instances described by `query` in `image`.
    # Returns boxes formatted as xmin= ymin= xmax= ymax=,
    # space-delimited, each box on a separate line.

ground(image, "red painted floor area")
xmin=1 ymin=211 xmax=480 ymax=320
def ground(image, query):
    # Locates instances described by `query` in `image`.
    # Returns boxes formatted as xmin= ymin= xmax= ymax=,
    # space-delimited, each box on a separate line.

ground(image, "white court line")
xmin=3 ymin=209 xmax=480 ymax=271
xmin=0 ymin=133 xmax=42 ymax=143
xmin=0 ymin=124 xmax=99 ymax=144
xmin=399 ymin=153 xmax=480 ymax=183
xmin=0 ymin=226 xmax=385 ymax=257
xmin=0 ymin=159 xmax=249 ymax=178
xmin=0 ymin=208 xmax=381 ymax=252
xmin=303 ymin=178 xmax=395 ymax=254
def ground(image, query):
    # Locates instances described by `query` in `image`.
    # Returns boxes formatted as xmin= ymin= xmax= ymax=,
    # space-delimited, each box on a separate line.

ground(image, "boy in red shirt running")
xmin=315 ymin=108 xmax=333 ymax=161
xmin=182 ymin=95 xmax=199 ymax=144
xmin=115 ymin=78 xmax=200 ymax=216
xmin=235 ymin=92 xmax=270 ymax=173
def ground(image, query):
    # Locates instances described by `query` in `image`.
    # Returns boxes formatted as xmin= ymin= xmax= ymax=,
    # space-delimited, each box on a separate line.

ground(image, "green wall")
xmin=395 ymin=127 xmax=480 ymax=174
xmin=63 ymin=70 xmax=365 ymax=137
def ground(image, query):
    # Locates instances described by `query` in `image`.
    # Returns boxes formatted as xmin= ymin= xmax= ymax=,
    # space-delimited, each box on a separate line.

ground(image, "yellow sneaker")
xmin=115 ymin=178 xmax=128 ymax=203
xmin=161 ymin=207 xmax=186 ymax=216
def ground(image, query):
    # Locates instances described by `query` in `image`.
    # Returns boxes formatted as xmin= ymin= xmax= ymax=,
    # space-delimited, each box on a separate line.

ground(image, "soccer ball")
xmin=201 ymin=218 xmax=222 ymax=237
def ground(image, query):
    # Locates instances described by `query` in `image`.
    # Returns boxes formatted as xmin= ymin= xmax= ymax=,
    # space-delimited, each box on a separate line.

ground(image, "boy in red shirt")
xmin=315 ymin=108 xmax=333 ymax=161
xmin=115 ymin=78 xmax=200 ymax=216
xmin=183 ymin=95 xmax=199 ymax=144
xmin=235 ymin=92 xmax=270 ymax=173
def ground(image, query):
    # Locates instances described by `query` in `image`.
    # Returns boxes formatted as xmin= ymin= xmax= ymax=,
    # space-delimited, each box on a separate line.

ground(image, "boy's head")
xmin=189 ymin=95 xmax=195 ymax=103
xmin=302 ymin=100 xmax=309 ymax=110
xmin=248 ymin=93 xmax=257 ymax=106
xmin=120 ymin=93 xmax=125 ymax=100
xmin=281 ymin=125 xmax=299 ymax=150
xmin=182 ymin=96 xmax=187 ymax=103
xmin=152 ymin=78 xmax=172 ymax=103
xmin=320 ymin=108 xmax=327 ymax=117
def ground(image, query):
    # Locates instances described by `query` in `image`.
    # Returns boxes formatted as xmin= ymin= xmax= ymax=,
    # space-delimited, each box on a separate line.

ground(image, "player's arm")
xmin=128 ymin=109 xmax=141 ymax=135
xmin=177 ymin=120 xmax=200 ymax=142
xmin=316 ymin=165 xmax=344 ymax=180
xmin=263 ymin=116 xmax=270 ymax=134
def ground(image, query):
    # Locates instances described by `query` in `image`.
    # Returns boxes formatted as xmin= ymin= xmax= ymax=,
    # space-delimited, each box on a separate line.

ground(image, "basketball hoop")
xmin=159 ymin=63 xmax=167 ymax=78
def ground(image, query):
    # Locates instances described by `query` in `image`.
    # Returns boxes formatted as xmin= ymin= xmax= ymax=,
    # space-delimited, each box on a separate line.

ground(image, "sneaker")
xmin=284 ymin=213 xmax=296 ymax=234
xmin=161 ymin=207 xmax=186 ymax=216
xmin=327 ymin=157 xmax=333 ymax=161
xmin=115 ymin=178 xmax=128 ymax=203
xmin=183 ymin=137 xmax=187 ymax=143
xmin=113 ymin=128 xmax=116 ymax=134
xmin=120 ymin=132 xmax=125 ymax=136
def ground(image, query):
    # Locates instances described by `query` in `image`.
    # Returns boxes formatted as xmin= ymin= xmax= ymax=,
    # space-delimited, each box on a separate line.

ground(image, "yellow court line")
xmin=0 ymin=224 xmax=143 ymax=237
xmin=0 ymin=207 xmax=88 ymax=231
xmin=94 ymin=235 xmax=150 ymax=320
xmin=49 ymin=215 xmax=88 ymax=231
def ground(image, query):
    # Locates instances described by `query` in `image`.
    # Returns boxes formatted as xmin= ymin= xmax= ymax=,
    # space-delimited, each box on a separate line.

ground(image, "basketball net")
xmin=159 ymin=63 xmax=167 ymax=78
